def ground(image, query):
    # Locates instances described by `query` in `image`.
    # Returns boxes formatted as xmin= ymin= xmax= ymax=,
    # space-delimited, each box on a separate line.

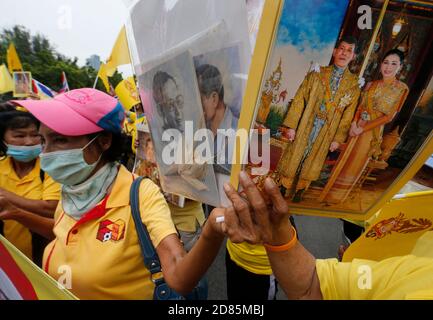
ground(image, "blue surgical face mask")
xmin=40 ymin=136 xmax=102 ymax=186
xmin=6 ymin=144 xmax=42 ymax=163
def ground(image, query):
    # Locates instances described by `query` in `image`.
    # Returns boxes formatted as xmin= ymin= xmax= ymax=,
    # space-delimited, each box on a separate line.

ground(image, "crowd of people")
xmin=1 ymin=38 xmax=433 ymax=300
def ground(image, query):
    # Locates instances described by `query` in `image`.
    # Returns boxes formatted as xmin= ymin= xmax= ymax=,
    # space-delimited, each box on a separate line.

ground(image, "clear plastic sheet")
xmin=126 ymin=0 xmax=252 ymax=206
xmin=246 ymin=0 xmax=266 ymax=52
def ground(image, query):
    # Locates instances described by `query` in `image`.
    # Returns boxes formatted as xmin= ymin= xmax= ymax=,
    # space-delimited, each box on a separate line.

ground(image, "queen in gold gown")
xmin=325 ymin=49 xmax=409 ymax=204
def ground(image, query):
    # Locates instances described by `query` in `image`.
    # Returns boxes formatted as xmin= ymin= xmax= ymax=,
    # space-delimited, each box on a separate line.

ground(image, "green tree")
xmin=0 ymin=25 xmax=123 ymax=101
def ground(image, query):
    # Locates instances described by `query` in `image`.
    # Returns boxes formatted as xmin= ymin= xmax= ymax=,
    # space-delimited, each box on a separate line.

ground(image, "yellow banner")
xmin=105 ymin=26 xmax=131 ymax=76
xmin=343 ymin=191 xmax=433 ymax=262
xmin=115 ymin=77 xmax=140 ymax=110
xmin=6 ymin=43 xmax=23 ymax=73
xmin=0 ymin=64 xmax=14 ymax=94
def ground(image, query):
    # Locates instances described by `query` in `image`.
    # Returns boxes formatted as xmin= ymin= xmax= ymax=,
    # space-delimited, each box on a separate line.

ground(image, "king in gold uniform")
xmin=278 ymin=36 xmax=361 ymax=201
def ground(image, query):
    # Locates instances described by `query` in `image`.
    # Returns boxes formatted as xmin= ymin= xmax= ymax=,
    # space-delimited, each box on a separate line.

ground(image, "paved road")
xmin=206 ymin=215 xmax=343 ymax=300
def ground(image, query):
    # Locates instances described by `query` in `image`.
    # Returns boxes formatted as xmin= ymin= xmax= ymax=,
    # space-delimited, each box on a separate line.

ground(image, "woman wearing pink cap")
xmin=12 ymin=88 xmax=226 ymax=300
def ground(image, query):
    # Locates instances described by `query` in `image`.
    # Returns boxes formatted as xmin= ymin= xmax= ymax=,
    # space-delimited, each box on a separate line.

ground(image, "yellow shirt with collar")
xmin=169 ymin=200 xmax=205 ymax=233
xmin=0 ymin=157 xmax=60 ymax=259
xmin=317 ymin=231 xmax=433 ymax=300
xmin=226 ymin=241 xmax=272 ymax=275
xmin=42 ymin=165 xmax=177 ymax=300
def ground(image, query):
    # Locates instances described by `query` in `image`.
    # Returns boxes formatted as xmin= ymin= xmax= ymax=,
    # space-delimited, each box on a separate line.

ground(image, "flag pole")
xmin=92 ymin=75 xmax=99 ymax=89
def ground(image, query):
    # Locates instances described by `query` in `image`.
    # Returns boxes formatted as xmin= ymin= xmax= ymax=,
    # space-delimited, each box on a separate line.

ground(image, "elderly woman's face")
xmin=39 ymin=124 xmax=104 ymax=165
xmin=4 ymin=124 xmax=40 ymax=147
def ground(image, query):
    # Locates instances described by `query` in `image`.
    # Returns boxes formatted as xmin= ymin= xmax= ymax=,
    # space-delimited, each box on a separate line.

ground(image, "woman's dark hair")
xmin=383 ymin=49 xmax=405 ymax=64
xmin=87 ymin=131 xmax=130 ymax=163
xmin=0 ymin=111 xmax=40 ymax=157
xmin=0 ymin=102 xmax=16 ymax=113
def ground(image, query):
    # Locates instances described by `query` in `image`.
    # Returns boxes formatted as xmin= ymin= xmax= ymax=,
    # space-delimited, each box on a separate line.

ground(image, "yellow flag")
xmin=0 ymin=64 xmax=14 ymax=94
xmin=97 ymin=63 xmax=110 ymax=92
xmin=0 ymin=235 xmax=77 ymax=300
xmin=7 ymin=43 xmax=23 ymax=73
xmin=105 ymin=26 xmax=131 ymax=77
xmin=115 ymin=77 xmax=140 ymax=110
xmin=343 ymin=191 xmax=433 ymax=262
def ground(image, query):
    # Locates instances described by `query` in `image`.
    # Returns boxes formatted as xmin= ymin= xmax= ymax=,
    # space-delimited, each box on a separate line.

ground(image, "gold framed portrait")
xmin=232 ymin=0 xmax=433 ymax=221
xmin=12 ymin=71 xmax=32 ymax=98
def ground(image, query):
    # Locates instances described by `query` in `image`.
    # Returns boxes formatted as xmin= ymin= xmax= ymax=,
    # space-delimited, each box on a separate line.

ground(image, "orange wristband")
xmin=263 ymin=227 xmax=297 ymax=252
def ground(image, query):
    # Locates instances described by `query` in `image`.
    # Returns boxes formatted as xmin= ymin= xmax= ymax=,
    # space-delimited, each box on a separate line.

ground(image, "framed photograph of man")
xmin=232 ymin=0 xmax=433 ymax=221
xmin=13 ymin=72 xmax=32 ymax=98
xmin=193 ymin=44 xmax=244 ymax=205
xmin=138 ymin=50 xmax=220 ymax=207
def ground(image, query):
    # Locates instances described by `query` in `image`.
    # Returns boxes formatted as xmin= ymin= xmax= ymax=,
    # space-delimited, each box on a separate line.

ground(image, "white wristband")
xmin=216 ymin=216 xmax=225 ymax=224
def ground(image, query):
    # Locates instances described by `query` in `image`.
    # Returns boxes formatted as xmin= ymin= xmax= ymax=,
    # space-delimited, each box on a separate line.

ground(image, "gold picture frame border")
xmin=12 ymin=71 xmax=32 ymax=98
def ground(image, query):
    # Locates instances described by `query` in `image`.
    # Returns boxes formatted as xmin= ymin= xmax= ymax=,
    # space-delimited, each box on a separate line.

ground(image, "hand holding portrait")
xmin=349 ymin=122 xmax=364 ymax=137
xmin=220 ymin=172 xmax=291 ymax=246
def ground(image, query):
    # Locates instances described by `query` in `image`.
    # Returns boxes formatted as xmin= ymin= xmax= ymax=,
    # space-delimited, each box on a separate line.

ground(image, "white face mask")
xmin=61 ymin=162 xmax=119 ymax=220
xmin=39 ymin=136 xmax=101 ymax=186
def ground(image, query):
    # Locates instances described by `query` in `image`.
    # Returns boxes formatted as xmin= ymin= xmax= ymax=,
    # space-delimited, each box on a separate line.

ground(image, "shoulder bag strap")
xmin=130 ymin=176 xmax=162 ymax=275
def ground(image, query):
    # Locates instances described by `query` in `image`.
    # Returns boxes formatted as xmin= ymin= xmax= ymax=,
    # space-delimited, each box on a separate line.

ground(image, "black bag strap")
xmin=39 ymin=169 xmax=45 ymax=183
xmin=129 ymin=176 xmax=162 ymax=275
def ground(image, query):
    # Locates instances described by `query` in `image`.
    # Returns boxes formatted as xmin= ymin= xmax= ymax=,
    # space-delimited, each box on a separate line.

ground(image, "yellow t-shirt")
xmin=0 ymin=157 xmax=60 ymax=259
xmin=226 ymin=241 xmax=272 ymax=275
xmin=317 ymin=231 xmax=433 ymax=300
xmin=42 ymin=165 xmax=177 ymax=300
xmin=169 ymin=200 xmax=205 ymax=233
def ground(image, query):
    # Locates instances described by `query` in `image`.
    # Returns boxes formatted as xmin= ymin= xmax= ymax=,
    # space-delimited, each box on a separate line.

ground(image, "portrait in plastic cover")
xmin=138 ymin=50 xmax=220 ymax=206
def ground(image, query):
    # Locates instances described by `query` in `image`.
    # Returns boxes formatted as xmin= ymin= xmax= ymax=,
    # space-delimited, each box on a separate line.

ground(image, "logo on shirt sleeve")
xmin=97 ymin=219 xmax=126 ymax=243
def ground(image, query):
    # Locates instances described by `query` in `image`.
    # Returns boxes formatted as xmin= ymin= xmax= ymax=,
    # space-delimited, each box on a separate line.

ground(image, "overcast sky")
xmin=1 ymin=0 xmax=133 ymax=74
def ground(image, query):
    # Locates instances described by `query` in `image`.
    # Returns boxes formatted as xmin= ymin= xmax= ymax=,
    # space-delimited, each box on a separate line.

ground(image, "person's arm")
xmin=223 ymin=172 xmax=323 ymax=300
xmin=356 ymin=86 xmax=409 ymax=135
xmin=0 ymin=207 xmax=54 ymax=240
xmin=264 ymin=224 xmax=322 ymax=300
xmin=0 ymin=188 xmax=57 ymax=218
xmin=137 ymin=179 xmax=225 ymax=295
xmin=156 ymin=211 xmax=225 ymax=295
xmin=359 ymin=111 xmax=393 ymax=132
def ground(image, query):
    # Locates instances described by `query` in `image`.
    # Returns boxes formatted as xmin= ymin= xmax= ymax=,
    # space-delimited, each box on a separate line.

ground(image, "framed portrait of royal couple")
xmin=232 ymin=0 xmax=433 ymax=221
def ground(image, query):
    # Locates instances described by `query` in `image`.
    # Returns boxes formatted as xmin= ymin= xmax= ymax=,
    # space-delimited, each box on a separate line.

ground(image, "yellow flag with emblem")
xmin=6 ymin=43 xmax=23 ymax=73
xmin=0 ymin=235 xmax=77 ymax=300
xmin=105 ymin=26 xmax=131 ymax=77
xmin=115 ymin=77 xmax=140 ymax=110
xmin=343 ymin=190 xmax=433 ymax=262
xmin=0 ymin=64 xmax=14 ymax=94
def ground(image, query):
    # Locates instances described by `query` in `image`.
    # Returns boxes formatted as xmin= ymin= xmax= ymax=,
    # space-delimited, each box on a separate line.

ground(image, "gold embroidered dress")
xmin=278 ymin=65 xmax=361 ymax=192
xmin=325 ymin=79 xmax=409 ymax=203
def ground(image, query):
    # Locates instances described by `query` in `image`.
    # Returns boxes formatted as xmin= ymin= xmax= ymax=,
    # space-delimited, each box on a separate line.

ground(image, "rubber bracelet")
xmin=263 ymin=227 xmax=297 ymax=252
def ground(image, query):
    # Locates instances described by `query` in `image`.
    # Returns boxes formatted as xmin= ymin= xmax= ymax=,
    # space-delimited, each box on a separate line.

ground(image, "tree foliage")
xmin=0 ymin=25 xmax=123 ymax=101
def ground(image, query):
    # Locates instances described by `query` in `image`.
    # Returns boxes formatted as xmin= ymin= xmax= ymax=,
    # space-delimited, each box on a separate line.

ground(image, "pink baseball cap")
xmin=12 ymin=88 xmax=125 ymax=136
